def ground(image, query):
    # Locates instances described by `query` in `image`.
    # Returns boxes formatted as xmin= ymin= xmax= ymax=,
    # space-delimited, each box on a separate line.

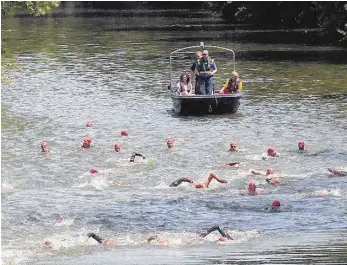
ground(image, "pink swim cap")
xmin=121 ymin=130 xmax=128 ymax=136
xmin=267 ymin=147 xmax=277 ymax=156
xmin=230 ymin=141 xmax=237 ymax=147
xmin=86 ymin=121 xmax=92 ymax=127
xmin=266 ymin=168 xmax=275 ymax=175
xmin=114 ymin=143 xmax=121 ymax=150
xmin=272 ymin=200 xmax=280 ymax=207
xmin=167 ymin=137 xmax=175 ymax=144
xmin=272 ymin=179 xmax=281 ymax=185
xmin=248 ymin=181 xmax=256 ymax=188
xmin=195 ymin=183 xmax=205 ymax=189
xmin=218 ymin=237 xmax=226 ymax=241
xmin=40 ymin=142 xmax=48 ymax=147
xmin=90 ymin=168 xmax=98 ymax=174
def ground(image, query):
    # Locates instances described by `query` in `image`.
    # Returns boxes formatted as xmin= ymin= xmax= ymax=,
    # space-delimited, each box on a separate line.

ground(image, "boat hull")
xmin=171 ymin=93 xmax=241 ymax=115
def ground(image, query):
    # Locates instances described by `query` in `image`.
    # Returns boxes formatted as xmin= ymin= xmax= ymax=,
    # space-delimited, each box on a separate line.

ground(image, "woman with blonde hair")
xmin=219 ymin=71 xmax=242 ymax=94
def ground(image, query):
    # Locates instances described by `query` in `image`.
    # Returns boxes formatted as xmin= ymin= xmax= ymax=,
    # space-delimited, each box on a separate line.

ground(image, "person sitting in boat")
xmin=195 ymin=50 xmax=217 ymax=95
xmin=190 ymin=51 xmax=202 ymax=93
xmin=176 ymin=73 xmax=193 ymax=96
xmin=169 ymin=173 xmax=228 ymax=188
xmin=219 ymin=71 xmax=242 ymax=94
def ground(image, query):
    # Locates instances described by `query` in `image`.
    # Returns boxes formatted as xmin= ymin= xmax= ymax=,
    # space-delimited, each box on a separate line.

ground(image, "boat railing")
xmin=169 ymin=42 xmax=236 ymax=92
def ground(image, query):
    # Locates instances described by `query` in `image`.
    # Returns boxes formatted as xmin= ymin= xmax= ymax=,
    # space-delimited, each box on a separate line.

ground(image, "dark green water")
xmin=1 ymin=10 xmax=347 ymax=265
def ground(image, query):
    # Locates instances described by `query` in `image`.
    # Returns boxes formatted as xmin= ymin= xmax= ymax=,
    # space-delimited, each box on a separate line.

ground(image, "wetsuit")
xmin=201 ymin=225 xmax=233 ymax=240
xmin=130 ymin=152 xmax=146 ymax=162
xmin=328 ymin=168 xmax=347 ymax=176
xmin=169 ymin=177 xmax=194 ymax=187
xmin=87 ymin=233 xmax=104 ymax=244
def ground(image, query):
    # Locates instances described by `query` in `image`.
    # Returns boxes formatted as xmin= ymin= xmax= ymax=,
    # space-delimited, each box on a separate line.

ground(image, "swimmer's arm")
xmin=169 ymin=177 xmax=194 ymax=187
xmin=87 ymin=233 xmax=104 ymax=244
xmin=200 ymin=225 xmax=233 ymax=240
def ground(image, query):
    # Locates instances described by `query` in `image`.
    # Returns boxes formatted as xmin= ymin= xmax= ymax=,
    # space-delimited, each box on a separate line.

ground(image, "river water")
xmin=1 ymin=10 xmax=347 ymax=265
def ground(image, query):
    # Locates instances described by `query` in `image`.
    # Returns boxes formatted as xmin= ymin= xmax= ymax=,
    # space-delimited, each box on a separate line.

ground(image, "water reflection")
xmin=2 ymin=10 xmax=347 ymax=265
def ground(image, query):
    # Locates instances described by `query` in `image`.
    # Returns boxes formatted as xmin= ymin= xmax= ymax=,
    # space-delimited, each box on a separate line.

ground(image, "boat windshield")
xmin=169 ymin=43 xmax=236 ymax=92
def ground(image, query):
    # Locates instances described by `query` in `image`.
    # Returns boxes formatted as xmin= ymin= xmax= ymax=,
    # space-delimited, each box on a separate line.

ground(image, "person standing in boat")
xmin=219 ymin=71 xmax=243 ymax=94
xmin=195 ymin=50 xmax=217 ymax=95
xmin=177 ymin=74 xmax=193 ymax=96
xmin=190 ymin=51 xmax=202 ymax=94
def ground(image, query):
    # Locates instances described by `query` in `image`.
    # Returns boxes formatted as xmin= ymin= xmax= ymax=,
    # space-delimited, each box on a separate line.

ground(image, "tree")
xmin=1 ymin=1 xmax=60 ymax=17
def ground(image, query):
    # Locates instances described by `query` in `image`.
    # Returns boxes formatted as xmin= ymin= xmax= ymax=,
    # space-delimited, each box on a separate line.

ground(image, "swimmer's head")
xmin=298 ymin=140 xmax=305 ymax=150
xmin=82 ymin=137 xmax=92 ymax=148
xmin=248 ymin=181 xmax=256 ymax=193
xmin=40 ymin=141 xmax=49 ymax=152
xmin=266 ymin=168 xmax=275 ymax=175
xmin=166 ymin=137 xmax=175 ymax=148
xmin=267 ymin=147 xmax=277 ymax=157
xmin=90 ymin=168 xmax=98 ymax=174
xmin=121 ymin=130 xmax=128 ymax=136
xmin=272 ymin=200 xmax=280 ymax=207
xmin=86 ymin=121 xmax=93 ymax=127
xmin=195 ymin=183 xmax=205 ymax=189
xmin=114 ymin=143 xmax=121 ymax=152
xmin=147 ymin=235 xmax=159 ymax=243
xmin=230 ymin=141 xmax=237 ymax=150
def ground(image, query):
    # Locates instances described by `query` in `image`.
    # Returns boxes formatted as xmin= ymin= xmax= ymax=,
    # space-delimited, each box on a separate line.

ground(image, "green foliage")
xmin=1 ymin=1 xmax=60 ymax=17
xmin=212 ymin=1 xmax=347 ymax=44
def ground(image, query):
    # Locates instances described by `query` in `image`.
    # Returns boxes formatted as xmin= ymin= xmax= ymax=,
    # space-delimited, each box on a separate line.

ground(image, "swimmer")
xmin=266 ymin=200 xmax=281 ymax=212
xmin=86 ymin=121 xmax=93 ymax=127
xmin=328 ymin=168 xmax=347 ymax=177
xmin=262 ymin=147 xmax=280 ymax=160
xmin=129 ymin=152 xmax=146 ymax=162
xmin=40 ymin=141 xmax=50 ymax=152
xmin=147 ymin=235 xmax=169 ymax=246
xmin=170 ymin=173 xmax=228 ymax=189
xmin=240 ymin=181 xmax=263 ymax=195
xmin=121 ymin=130 xmax=128 ymax=136
xmin=87 ymin=233 xmax=117 ymax=247
xmin=250 ymin=168 xmax=275 ymax=176
xmin=265 ymin=177 xmax=281 ymax=185
xmin=82 ymin=137 xmax=92 ymax=148
xmin=200 ymin=225 xmax=233 ymax=240
xmin=229 ymin=141 xmax=246 ymax=152
xmin=166 ymin=137 xmax=175 ymax=149
xmin=221 ymin=162 xmax=240 ymax=168
xmin=114 ymin=143 xmax=121 ymax=152
xmin=298 ymin=140 xmax=305 ymax=151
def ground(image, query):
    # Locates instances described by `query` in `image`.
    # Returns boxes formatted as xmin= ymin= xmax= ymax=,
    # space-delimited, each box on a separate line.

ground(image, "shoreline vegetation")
xmin=1 ymin=1 xmax=346 ymax=46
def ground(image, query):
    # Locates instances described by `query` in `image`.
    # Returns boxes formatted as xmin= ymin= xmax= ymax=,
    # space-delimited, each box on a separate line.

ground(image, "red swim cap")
xmin=248 ymin=181 xmax=256 ymax=188
xmin=90 ymin=168 xmax=98 ymax=174
xmin=272 ymin=179 xmax=281 ymax=185
xmin=86 ymin=121 xmax=93 ymax=127
xmin=87 ymin=139 xmax=92 ymax=144
xmin=195 ymin=183 xmax=205 ymax=189
xmin=114 ymin=143 xmax=121 ymax=151
xmin=266 ymin=168 xmax=275 ymax=175
xmin=272 ymin=200 xmax=280 ymax=207
xmin=267 ymin=147 xmax=277 ymax=156
xmin=121 ymin=130 xmax=128 ymax=136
